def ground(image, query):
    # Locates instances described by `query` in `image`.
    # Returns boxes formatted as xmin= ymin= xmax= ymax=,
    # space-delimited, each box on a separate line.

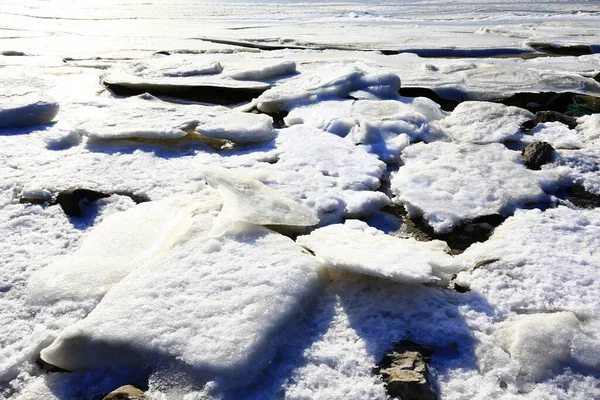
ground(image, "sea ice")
xmin=391 ymin=142 xmax=566 ymax=233
xmin=434 ymin=101 xmax=533 ymax=144
xmin=255 ymin=62 xmax=401 ymax=113
xmin=0 ymin=80 xmax=59 ymax=129
xmin=297 ymin=220 xmax=460 ymax=283
xmin=40 ymin=222 xmax=326 ymax=389
xmin=199 ymin=165 xmax=318 ymax=234
xmin=28 ymin=192 xmax=223 ymax=306
xmin=73 ymin=95 xmax=273 ymax=143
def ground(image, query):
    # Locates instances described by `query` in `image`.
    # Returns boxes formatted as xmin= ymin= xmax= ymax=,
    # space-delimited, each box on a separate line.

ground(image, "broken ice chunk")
xmin=0 ymin=83 xmax=59 ymax=129
xmin=28 ymin=192 xmax=222 ymax=305
xmin=199 ymin=165 xmax=319 ymax=234
xmin=40 ymin=223 xmax=326 ymax=390
xmin=225 ymin=60 xmax=297 ymax=81
xmin=434 ymin=101 xmax=533 ymax=144
xmin=255 ymin=63 xmax=401 ymax=113
xmin=391 ymin=142 xmax=566 ymax=233
xmin=75 ymin=95 xmax=273 ymax=143
xmin=297 ymin=220 xmax=460 ymax=283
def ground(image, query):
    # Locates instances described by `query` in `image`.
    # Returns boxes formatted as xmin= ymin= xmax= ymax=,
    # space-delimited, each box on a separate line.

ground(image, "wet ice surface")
xmin=1 ymin=1 xmax=600 ymax=399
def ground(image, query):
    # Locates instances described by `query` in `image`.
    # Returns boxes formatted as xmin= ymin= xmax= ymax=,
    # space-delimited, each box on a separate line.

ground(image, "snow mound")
xmin=391 ymin=142 xmax=565 ymax=233
xmin=255 ymin=63 xmax=401 ymax=113
xmin=40 ymin=223 xmax=326 ymax=389
xmin=576 ymin=114 xmax=600 ymax=145
xmin=499 ymin=312 xmax=581 ymax=381
xmin=74 ymin=95 xmax=273 ymax=143
xmin=297 ymin=220 xmax=460 ymax=283
xmin=524 ymin=121 xmax=583 ymax=149
xmin=28 ymin=192 xmax=222 ymax=305
xmin=434 ymin=101 xmax=533 ymax=144
xmin=0 ymin=82 xmax=59 ymax=129
xmin=199 ymin=165 xmax=319 ymax=233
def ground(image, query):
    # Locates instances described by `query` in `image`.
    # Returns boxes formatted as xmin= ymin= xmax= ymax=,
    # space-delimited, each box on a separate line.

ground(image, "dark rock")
xmin=567 ymin=94 xmax=600 ymax=117
xmin=565 ymin=183 xmax=600 ymax=209
xmin=594 ymin=73 xmax=600 ymax=83
xmin=521 ymin=110 xmax=578 ymax=132
xmin=55 ymin=188 xmax=111 ymax=217
xmin=398 ymin=87 xmax=461 ymax=112
xmin=522 ymin=141 xmax=554 ymax=170
xmin=448 ymin=274 xmax=470 ymax=293
xmin=375 ymin=341 xmax=438 ymax=400
xmin=102 ymin=385 xmax=147 ymax=400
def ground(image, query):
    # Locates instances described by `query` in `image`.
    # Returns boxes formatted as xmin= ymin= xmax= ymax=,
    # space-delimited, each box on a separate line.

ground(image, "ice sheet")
xmin=297 ymin=220 xmax=460 ymax=283
xmin=391 ymin=142 xmax=567 ymax=233
xmin=0 ymin=77 xmax=59 ymax=129
xmin=40 ymin=223 xmax=326 ymax=389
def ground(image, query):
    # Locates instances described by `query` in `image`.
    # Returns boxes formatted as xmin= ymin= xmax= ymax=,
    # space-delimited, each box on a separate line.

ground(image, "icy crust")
xmin=40 ymin=223 xmax=326 ymax=385
xmin=265 ymin=125 xmax=389 ymax=224
xmin=285 ymin=98 xmax=445 ymax=163
xmin=391 ymin=142 xmax=566 ymax=233
xmin=456 ymin=207 xmax=600 ymax=387
xmin=73 ymin=95 xmax=274 ymax=143
xmin=255 ymin=63 xmax=401 ymax=113
xmin=297 ymin=220 xmax=460 ymax=284
xmin=0 ymin=82 xmax=59 ymax=129
xmin=28 ymin=192 xmax=222 ymax=306
xmin=433 ymin=101 xmax=532 ymax=144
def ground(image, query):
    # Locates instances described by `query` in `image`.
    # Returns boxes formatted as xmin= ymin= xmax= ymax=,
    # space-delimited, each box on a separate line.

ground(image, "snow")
xmin=523 ymin=122 xmax=584 ymax=150
xmin=391 ymin=142 xmax=567 ymax=233
xmin=576 ymin=114 xmax=600 ymax=145
xmin=40 ymin=222 xmax=326 ymax=388
xmin=297 ymin=220 xmax=460 ymax=284
xmin=434 ymin=101 xmax=533 ymax=144
xmin=0 ymin=79 xmax=59 ymax=129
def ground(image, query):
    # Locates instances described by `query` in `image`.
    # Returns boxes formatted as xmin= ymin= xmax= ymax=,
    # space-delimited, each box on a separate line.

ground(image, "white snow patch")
xmin=576 ymin=113 xmax=600 ymax=144
xmin=523 ymin=121 xmax=583 ymax=149
xmin=499 ymin=312 xmax=581 ymax=381
xmin=391 ymin=142 xmax=566 ymax=233
xmin=0 ymin=79 xmax=59 ymax=129
xmin=297 ymin=220 xmax=460 ymax=283
xmin=434 ymin=101 xmax=533 ymax=144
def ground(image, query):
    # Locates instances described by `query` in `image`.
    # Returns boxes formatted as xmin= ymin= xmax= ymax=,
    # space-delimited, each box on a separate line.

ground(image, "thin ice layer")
xmin=434 ymin=101 xmax=533 ymax=144
xmin=297 ymin=220 xmax=460 ymax=283
xmin=255 ymin=62 xmax=401 ymax=113
xmin=199 ymin=165 xmax=318 ymax=233
xmin=40 ymin=223 xmax=326 ymax=388
xmin=391 ymin=142 xmax=565 ymax=233
xmin=28 ymin=192 xmax=222 ymax=305
xmin=0 ymin=81 xmax=59 ymax=129
xmin=74 ymin=95 xmax=273 ymax=143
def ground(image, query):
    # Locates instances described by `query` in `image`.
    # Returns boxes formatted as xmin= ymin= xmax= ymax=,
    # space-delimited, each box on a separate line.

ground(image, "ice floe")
xmin=40 ymin=222 xmax=326 ymax=387
xmin=434 ymin=101 xmax=533 ymax=144
xmin=71 ymin=95 xmax=273 ymax=143
xmin=297 ymin=220 xmax=460 ymax=283
xmin=391 ymin=142 xmax=567 ymax=233
xmin=0 ymin=79 xmax=59 ymax=129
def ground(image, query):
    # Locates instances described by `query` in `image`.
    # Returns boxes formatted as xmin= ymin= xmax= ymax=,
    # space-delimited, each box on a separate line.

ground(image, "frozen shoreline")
xmin=1 ymin=2 xmax=600 ymax=399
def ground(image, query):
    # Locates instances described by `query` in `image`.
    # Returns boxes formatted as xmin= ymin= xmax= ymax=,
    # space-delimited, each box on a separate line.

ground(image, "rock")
xmin=55 ymin=188 xmax=111 ymax=217
xmin=521 ymin=141 xmax=554 ymax=170
xmin=521 ymin=110 xmax=577 ymax=132
xmin=102 ymin=385 xmax=147 ymax=400
xmin=375 ymin=341 xmax=438 ymax=400
xmin=565 ymin=183 xmax=600 ymax=209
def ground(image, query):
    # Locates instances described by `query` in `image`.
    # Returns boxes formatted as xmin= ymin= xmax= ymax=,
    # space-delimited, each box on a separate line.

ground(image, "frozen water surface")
xmin=1 ymin=0 xmax=600 ymax=399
